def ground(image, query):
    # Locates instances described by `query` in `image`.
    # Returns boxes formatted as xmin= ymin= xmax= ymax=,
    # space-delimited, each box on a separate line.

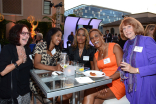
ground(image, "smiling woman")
xmin=0 ymin=24 xmax=33 ymax=104
xmin=30 ymin=27 xmax=72 ymax=104
xmin=67 ymin=28 xmax=96 ymax=70
xmin=118 ymin=17 xmax=156 ymax=104
xmin=83 ymin=29 xmax=125 ymax=104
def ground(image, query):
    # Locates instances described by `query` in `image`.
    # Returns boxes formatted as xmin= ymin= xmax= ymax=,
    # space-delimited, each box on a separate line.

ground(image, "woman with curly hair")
xmin=67 ymin=28 xmax=96 ymax=70
xmin=0 ymin=24 xmax=33 ymax=104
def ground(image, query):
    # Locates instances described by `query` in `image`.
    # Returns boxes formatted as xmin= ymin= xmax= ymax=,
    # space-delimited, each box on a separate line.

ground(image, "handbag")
xmin=0 ymin=64 xmax=16 ymax=104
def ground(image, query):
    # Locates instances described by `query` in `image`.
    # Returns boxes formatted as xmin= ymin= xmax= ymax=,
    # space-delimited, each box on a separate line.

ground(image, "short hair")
xmin=37 ymin=33 xmax=43 ymax=40
xmin=119 ymin=17 xmax=144 ymax=40
xmin=46 ymin=28 xmax=62 ymax=51
xmin=72 ymin=28 xmax=90 ymax=49
xmin=153 ymin=26 xmax=156 ymax=41
xmin=144 ymin=24 xmax=156 ymax=36
xmin=89 ymin=29 xmax=103 ymax=37
xmin=9 ymin=24 xmax=31 ymax=46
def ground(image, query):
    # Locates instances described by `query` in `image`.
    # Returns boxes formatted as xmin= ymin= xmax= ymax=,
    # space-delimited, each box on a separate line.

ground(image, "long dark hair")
xmin=46 ymin=28 xmax=62 ymax=51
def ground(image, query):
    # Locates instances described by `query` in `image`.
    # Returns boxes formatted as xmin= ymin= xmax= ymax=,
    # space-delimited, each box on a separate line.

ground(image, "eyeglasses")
xmin=20 ymin=32 xmax=30 ymax=36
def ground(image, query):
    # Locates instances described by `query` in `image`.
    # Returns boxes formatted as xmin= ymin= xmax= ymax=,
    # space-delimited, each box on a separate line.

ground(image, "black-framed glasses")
xmin=20 ymin=32 xmax=30 ymax=36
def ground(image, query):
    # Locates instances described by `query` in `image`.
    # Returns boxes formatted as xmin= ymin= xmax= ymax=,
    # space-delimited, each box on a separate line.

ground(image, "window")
xmin=43 ymin=1 xmax=51 ymax=14
xmin=2 ymin=0 xmax=22 ymax=15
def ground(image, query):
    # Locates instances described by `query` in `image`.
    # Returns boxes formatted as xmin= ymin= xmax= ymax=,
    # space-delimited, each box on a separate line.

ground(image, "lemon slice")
xmin=64 ymin=65 xmax=68 ymax=68
xmin=79 ymin=68 xmax=84 ymax=71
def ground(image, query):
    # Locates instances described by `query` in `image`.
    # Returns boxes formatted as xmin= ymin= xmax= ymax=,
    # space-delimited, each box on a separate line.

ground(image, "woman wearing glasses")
xmin=0 ymin=24 xmax=33 ymax=104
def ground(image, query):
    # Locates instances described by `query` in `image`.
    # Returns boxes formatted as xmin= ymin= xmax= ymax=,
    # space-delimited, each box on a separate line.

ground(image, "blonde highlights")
xmin=72 ymin=28 xmax=90 ymax=49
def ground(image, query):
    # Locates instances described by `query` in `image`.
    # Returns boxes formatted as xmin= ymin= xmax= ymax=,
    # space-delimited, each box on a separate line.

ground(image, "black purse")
xmin=0 ymin=71 xmax=16 ymax=104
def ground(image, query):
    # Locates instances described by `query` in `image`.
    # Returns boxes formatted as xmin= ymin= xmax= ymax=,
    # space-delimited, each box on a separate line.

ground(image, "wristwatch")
xmin=13 ymin=62 xmax=18 ymax=68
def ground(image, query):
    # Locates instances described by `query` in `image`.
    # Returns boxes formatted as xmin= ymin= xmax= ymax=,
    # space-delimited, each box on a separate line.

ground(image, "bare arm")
xmin=90 ymin=61 xmax=94 ymax=70
xmin=34 ymin=53 xmax=62 ymax=71
xmin=109 ymin=44 xmax=123 ymax=81
xmin=93 ymin=56 xmax=100 ymax=71
xmin=1 ymin=51 xmax=24 ymax=76
xmin=0 ymin=60 xmax=23 ymax=76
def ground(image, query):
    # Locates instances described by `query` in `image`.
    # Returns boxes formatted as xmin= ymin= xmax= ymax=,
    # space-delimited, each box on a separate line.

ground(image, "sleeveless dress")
xmin=94 ymin=43 xmax=125 ymax=100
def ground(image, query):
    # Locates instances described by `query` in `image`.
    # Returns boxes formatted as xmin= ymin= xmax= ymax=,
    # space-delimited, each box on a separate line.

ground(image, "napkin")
xmin=75 ymin=77 xmax=95 ymax=83
xmin=52 ymin=71 xmax=63 ymax=76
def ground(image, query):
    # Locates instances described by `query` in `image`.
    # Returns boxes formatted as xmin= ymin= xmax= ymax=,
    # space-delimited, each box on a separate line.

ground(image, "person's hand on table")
xmin=56 ymin=64 xmax=63 ymax=71
xmin=120 ymin=62 xmax=138 ymax=73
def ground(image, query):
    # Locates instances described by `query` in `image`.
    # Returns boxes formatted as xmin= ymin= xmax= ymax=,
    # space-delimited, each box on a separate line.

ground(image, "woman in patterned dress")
xmin=32 ymin=28 xmax=72 ymax=104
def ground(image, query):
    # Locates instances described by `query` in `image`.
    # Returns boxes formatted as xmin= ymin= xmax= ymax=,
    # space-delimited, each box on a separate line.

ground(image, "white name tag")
xmin=134 ymin=46 xmax=143 ymax=52
xmin=104 ymin=58 xmax=111 ymax=64
xmin=51 ymin=48 xmax=56 ymax=55
xmin=29 ymin=55 xmax=33 ymax=60
xmin=83 ymin=56 xmax=89 ymax=61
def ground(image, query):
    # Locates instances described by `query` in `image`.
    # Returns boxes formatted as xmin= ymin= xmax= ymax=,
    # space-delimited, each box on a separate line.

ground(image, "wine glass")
xmin=59 ymin=53 xmax=69 ymax=69
xmin=120 ymin=58 xmax=128 ymax=79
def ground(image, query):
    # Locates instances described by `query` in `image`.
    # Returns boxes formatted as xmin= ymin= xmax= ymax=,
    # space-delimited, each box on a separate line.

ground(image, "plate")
xmin=82 ymin=70 xmax=105 ymax=77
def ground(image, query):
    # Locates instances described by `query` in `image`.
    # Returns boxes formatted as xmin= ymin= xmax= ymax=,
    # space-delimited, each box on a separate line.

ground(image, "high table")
xmin=30 ymin=69 xmax=112 ymax=104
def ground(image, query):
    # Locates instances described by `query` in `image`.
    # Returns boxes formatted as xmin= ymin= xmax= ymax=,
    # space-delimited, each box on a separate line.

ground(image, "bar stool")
xmin=103 ymin=95 xmax=130 ymax=104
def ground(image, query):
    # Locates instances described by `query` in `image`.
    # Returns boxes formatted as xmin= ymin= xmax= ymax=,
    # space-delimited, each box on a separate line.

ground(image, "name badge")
xmin=104 ymin=58 xmax=111 ymax=64
xmin=83 ymin=56 xmax=89 ymax=61
xmin=29 ymin=55 xmax=33 ymax=60
xmin=51 ymin=48 xmax=56 ymax=55
xmin=134 ymin=46 xmax=143 ymax=52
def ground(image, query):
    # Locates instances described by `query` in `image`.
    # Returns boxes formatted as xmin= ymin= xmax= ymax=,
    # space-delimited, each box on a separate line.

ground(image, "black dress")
xmin=67 ymin=45 xmax=96 ymax=68
xmin=0 ymin=44 xmax=33 ymax=99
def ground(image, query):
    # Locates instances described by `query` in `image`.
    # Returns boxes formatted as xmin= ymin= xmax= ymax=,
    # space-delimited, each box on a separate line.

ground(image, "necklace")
xmin=79 ymin=49 xmax=83 ymax=54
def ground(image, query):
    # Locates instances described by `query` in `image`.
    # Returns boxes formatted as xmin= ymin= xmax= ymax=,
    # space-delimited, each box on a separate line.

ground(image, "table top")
xmin=30 ymin=69 xmax=112 ymax=98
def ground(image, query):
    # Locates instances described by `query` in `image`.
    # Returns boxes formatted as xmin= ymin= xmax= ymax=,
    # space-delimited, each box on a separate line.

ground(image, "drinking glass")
xmin=120 ymin=58 xmax=128 ymax=79
xmin=76 ymin=63 xmax=84 ymax=73
xmin=59 ymin=53 xmax=69 ymax=69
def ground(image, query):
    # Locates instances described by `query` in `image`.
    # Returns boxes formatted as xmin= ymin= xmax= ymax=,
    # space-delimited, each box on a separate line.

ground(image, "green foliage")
xmin=0 ymin=19 xmax=13 ymax=40
xmin=0 ymin=38 xmax=10 ymax=46
xmin=0 ymin=19 xmax=52 ymax=45
xmin=68 ymin=14 xmax=77 ymax=17
xmin=37 ymin=22 xmax=52 ymax=38
xmin=60 ymin=24 xmax=64 ymax=33
xmin=42 ymin=16 xmax=55 ymax=23
xmin=15 ymin=19 xmax=31 ymax=30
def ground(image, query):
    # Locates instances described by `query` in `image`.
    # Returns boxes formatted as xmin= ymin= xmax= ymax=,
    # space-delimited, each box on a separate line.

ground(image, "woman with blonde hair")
xmin=144 ymin=24 xmax=156 ymax=38
xmin=153 ymin=26 xmax=156 ymax=41
xmin=67 ymin=28 xmax=95 ymax=70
